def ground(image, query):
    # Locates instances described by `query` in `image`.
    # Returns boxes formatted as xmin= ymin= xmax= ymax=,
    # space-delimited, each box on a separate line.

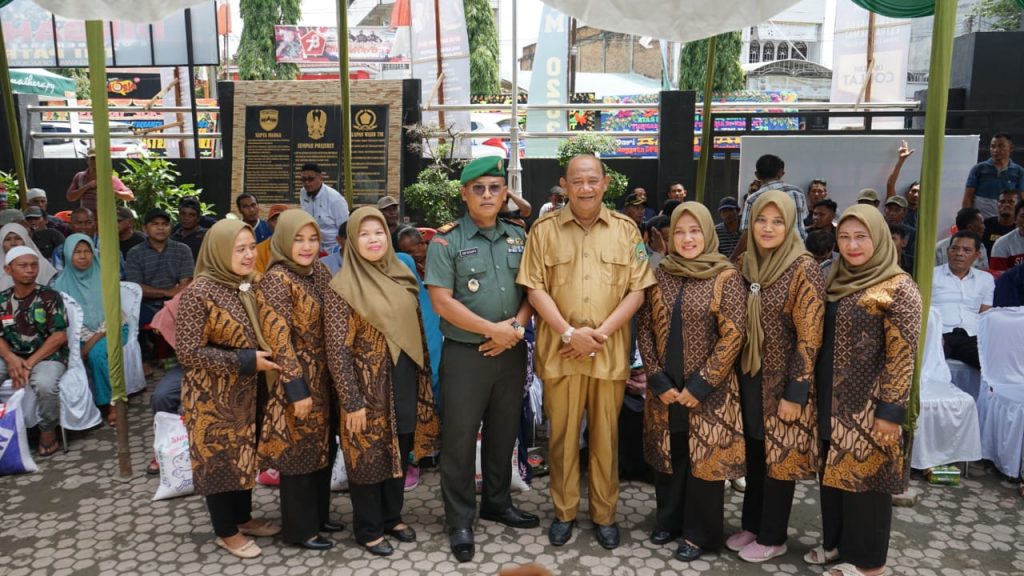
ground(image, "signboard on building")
xmin=830 ymin=0 xmax=911 ymax=128
xmin=242 ymin=104 xmax=389 ymax=205
xmin=274 ymin=26 xmax=404 ymax=64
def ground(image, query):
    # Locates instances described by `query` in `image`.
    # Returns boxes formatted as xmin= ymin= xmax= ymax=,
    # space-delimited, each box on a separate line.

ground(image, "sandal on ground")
xmin=215 ymin=537 xmax=262 ymax=559
xmin=37 ymin=439 xmax=61 ymax=458
xmin=823 ymin=563 xmax=886 ymax=576
xmin=238 ymin=519 xmax=282 ymax=537
xmin=146 ymin=459 xmax=161 ymax=475
xmin=804 ymin=545 xmax=840 ymax=565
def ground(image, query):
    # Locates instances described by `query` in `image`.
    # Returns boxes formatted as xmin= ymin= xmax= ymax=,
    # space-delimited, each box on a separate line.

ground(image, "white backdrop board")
xmin=737 ymin=135 xmax=980 ymax=237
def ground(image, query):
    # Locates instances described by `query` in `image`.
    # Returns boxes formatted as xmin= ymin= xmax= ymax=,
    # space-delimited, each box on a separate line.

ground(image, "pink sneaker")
xmin=726 ymin=530 xmax=757 ymax=552
xmin=404 ymin=465 xmax=420 ymax=492
xmin=738 ymin=541 xmax=787 ymax=563
xmin=257 ymin=469 xmax=280 ymax=487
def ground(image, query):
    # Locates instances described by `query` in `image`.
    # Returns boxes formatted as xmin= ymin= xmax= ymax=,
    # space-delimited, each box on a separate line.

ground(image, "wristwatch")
xmin=561 ymin=326 xmax=575 ymax=344
xmin=511 ymin=320 xmax=526 ymax=338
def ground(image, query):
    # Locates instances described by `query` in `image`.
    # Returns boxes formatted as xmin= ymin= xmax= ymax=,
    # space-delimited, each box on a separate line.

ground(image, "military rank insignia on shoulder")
xmin=437 ymin=221 xmax=459 ymax=234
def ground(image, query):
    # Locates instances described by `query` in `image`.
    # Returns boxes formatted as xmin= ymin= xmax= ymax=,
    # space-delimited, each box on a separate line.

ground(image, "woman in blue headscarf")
xmin=52 ymin=234 xmax=128 ymax=425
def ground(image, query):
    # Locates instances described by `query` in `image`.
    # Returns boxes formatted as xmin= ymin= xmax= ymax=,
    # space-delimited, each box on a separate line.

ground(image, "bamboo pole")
xmin=337 ymin=0 xmax=354 ymax=206
xmin=0 ymin=22 xmax=29 ymax=207
xmin=695 ymin=35 xmax=717 ymax=204
xmin=86 ymin=20 xmax=131 ymax=477
xmin=909 ymin=0 xmax=957 ymax=438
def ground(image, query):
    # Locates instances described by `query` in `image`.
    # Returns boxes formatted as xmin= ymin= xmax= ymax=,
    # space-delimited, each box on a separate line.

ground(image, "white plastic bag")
xmin=330 ymin=438 xmax=348 ymax=491
xmin=152 ymin=412 xmax=194 ymax=500
xmin=474 ymin=432 xmax=529 ymax=493
xmin=0 ymin=389 xmax=38 ymax=475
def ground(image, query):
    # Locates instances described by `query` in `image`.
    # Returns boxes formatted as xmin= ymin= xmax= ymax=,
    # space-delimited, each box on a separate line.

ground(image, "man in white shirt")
xmin=537 ymin=186 xmax=565 ymax=218
xmin=298 ymin=162 xmax=349 ymax=253
xmin=932 ymin=231 xmax=994 ymax=370
xmin=935 ymin=207 xmax=989 ymax=270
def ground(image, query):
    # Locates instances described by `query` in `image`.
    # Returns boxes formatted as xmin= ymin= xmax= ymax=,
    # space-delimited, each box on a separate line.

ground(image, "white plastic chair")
xmin=58 ymin=293 xmax=102 ymax=434
xmin=976 ymin=306 xmax=1024 ymax=478
xmin=0 ymin=293 xmax=102 ymax=453
xmin=947 ymin=359 xmax=981 ymax=401
xmin=121 ymin=282 xmax=146 ymax=395
xmin=912 ymin=308 xmax=982 ymax=470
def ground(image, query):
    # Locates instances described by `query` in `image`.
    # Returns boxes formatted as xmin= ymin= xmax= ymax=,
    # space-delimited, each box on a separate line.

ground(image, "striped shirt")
xmin=125 ymin=239 xmax=194 ymax=307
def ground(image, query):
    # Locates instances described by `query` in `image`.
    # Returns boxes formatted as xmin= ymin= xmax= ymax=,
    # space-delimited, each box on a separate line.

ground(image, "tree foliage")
xmin=464 ymin=0 xmax=501 ymax=96
xmin=678 ymin=31 xmax=745 ymax=94
xmin=237 ymin=0 xmax=301 ymax=80
xmin=978 ymin=0 xmax=1024 ymax=31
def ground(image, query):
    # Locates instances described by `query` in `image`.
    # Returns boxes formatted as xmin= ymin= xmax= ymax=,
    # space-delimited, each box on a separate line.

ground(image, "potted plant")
xmin=117 ymin=157 xmax=214 ymax=225
xmin=401 ymin=124 xmax=467 ymax=228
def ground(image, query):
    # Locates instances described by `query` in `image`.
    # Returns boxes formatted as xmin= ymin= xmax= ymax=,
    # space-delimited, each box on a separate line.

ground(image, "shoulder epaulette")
xmin=500 ymin=217 xmax=525 ymax=228
xmin=437 ymin=221 xmax=459 ymax=234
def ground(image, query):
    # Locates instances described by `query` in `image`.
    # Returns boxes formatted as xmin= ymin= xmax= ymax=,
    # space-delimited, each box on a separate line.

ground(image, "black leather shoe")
xmin=594 ymin=523 xmax=620 ymax=550
xmin=548 ymin=519 xmax=575 ymax=546
xmin=319 ymin=521 xmax=346 ymax=533
xmin=650 ymin=529 xmax=680 ymax=545
xmin=298 ymin=535 xmax=334 ymax=551
xmin=675 ymin=541 xmax=702 ymax=562
xmin=449 ymin=528 xmax=474 ymax=563
xmin=480 ymin=506 xmax=540 ymax=529
xmin=386 ymin=525 xmax=417 ymax=543
xmin=363 ymin=538 xmax=393 ymax=557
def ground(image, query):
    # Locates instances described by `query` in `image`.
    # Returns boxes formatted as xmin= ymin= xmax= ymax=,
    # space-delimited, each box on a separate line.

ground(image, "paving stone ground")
xmin=2 ymin=375 xmax=1023 ymax=576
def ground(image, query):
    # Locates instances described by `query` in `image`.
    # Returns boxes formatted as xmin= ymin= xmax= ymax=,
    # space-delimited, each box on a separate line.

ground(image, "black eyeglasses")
xmin=301 ymin=176 xmax=318 ymax=182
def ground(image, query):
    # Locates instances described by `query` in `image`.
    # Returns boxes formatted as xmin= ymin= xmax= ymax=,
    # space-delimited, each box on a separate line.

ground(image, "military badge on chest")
xmin=506 ymin=236 xmax=524 ymax=253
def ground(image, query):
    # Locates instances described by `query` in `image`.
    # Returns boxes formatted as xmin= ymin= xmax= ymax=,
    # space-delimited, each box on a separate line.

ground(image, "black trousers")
xmin=279 ymin=465 xmax=331 ymax=544
xmin=943 ymin=328 xmax=980 ymax=370
xmin=821 ymin=483 xmax=892 ymax=569
xmin=205 ymin=489 xmax=253 ymax=538
xmin=349 ymin=433 xmax=413 ymax=544
xmin=439 ymin=340 xmax=526 ymax=529
xmin=653 ymin=430 xmax=726 ymax=549
xmin=741 ymin=436 xmax=796 ymax=546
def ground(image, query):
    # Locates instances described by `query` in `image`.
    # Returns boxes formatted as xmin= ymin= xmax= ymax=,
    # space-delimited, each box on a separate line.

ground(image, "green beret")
xmin=459 ymin=156 xmax=506 ymax=185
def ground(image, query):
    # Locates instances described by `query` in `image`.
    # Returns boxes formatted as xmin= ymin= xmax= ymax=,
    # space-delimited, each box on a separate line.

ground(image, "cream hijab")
xmin=826 ymin=205 xmax=907 ymax=302
xmin=658 ymin=201 xmax=734 ymax=280
xmin=329 ymin=208 xmax=424 ymax=368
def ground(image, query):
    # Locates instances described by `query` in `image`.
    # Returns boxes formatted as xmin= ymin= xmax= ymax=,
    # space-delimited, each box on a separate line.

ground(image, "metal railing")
xmin=427 ymin=101 xmax=922 ymax=140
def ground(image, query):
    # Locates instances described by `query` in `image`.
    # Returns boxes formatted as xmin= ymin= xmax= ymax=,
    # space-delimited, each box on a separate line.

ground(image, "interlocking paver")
xmin=1 ymin=376 xmax=1022 ymax=575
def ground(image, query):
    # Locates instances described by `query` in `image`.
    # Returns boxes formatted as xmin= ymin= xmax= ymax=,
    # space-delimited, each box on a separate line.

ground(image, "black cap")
xmin=301 ymin=162 xmax=322 ymax=173
xmin=718 ymin=196 xmax=739 ymax=210
xmin=143 ymin=208 xmax=171 ymax=224
xmin=623 ymin=192 xmax=645 ymax=207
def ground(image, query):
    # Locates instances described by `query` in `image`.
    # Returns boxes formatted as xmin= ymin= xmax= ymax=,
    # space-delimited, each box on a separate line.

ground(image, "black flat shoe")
xmin=386 ymin=525 xmax=416 ymax=543
xmin=319 ymin=521 xmax=346 ymax=533
xmin=449 ymin=528 xmax=474 ymax=562
xmin=594 ymin=523 xmax=620 ymax=550
xmin=675 ymin=541 xmax=702 ymax=562
xmin=298 ymin=535 xmax=334 ymax=551
xmin=548 ymin=519 xmax=575 ymax=546
xmin=650 ymin=529 xmax=680 ymax=545
xmin=363 ymin=538 xmax=393 ymax=557
xmin=480 ymin=506 xmax=540 ymax=529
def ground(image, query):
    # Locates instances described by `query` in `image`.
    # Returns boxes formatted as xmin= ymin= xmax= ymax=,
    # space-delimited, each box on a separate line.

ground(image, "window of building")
xmin=792 ymin=42 xmax=807 ymax=60
xmin=777 ymin=42 xmax=789 ymax=60
xmin=749 ymin=41 xmax=760 ymax=63
xmin=763 ymin=42 xmax=774 ymax=62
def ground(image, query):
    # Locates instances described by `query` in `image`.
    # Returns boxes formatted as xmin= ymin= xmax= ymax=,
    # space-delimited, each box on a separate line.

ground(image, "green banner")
xmin=7 ymin=68 xmax=75 ymax=97
xmin=854 ymin=0 xmax=1024 ymax=18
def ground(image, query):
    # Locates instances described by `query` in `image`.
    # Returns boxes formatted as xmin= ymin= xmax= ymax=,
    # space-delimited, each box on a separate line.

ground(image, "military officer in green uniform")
xmin=425 ymin=157 xmax=538 ymax=563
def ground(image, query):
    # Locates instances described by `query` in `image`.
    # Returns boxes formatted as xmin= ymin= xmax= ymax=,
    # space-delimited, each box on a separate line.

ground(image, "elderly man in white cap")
xmin=0 ymin=246 xmax=68 ymax=457
xmin=27 ymin=188 xmax=71 ymax=236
